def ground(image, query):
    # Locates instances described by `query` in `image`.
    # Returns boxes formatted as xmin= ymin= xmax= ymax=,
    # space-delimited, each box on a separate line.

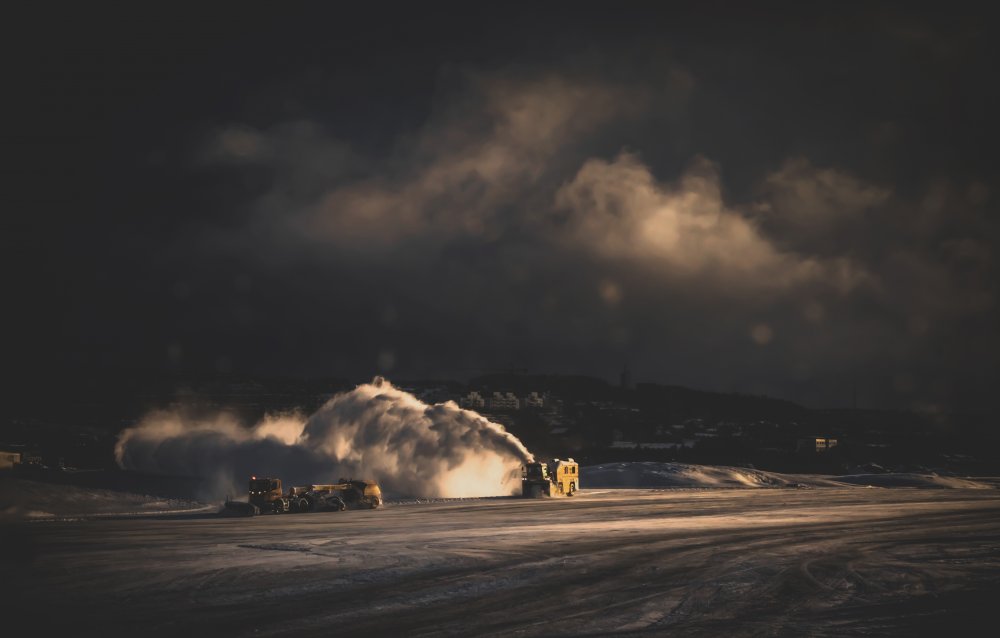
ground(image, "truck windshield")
xmin=250 ymin=479 xmax=273 ymax=492
xmin=524 ymin=464 xmax=547 ymax=480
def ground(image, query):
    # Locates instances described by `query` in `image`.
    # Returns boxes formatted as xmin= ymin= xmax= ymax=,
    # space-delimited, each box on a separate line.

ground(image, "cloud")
xmin=300 ymin=76 xmax=645 ymax=248
xmin=198 ymin=74 xmax=649 ymax=256
xmin=203 ymin=120 xmax=356 ymax=174
xmin=555 ymin=152 xmax=869 ymax=293
xmin=755 ymin=157 xmax=891 ymax=253
xmin=183 ymin=66 xmax=997 ymax=410
xmin=201 ymin=74 xmax=872 ymax=297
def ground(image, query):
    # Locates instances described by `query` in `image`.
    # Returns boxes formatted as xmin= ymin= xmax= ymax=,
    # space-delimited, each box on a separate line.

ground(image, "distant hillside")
xmin=632 ymin=383 xmax=806 ymax=421
xmin=470 ymin=373 xmax=618 ymax=398
xmin=469 ymin=373 xmax=806 ymax=421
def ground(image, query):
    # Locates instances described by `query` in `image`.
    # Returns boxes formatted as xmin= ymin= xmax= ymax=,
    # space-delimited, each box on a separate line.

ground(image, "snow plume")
xmin=115 ymin=377 xmax=534 ymax=500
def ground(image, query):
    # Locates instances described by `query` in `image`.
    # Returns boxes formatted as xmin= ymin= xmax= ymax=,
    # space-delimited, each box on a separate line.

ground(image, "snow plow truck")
xmin=224 ymin=476 xmax=382 ymax=515
xmin=521 ymin=458 xmax=579 ymax=497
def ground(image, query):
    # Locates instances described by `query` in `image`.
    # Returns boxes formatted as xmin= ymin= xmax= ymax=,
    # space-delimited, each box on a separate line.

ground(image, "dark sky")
xmin=4 ymin=4 xmax=998 ymax=412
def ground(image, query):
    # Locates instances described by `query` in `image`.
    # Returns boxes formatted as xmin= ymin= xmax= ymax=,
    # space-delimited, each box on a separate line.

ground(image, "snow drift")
xmin=115 ymin=377 xmax=534 ymax=500
xmin=0 ymin=479 xmax=208 ymax=521
xmin=583 ymin=462 xmax=794 ymax=488
xmin=583 ymin=462 xmax=997 ymax=490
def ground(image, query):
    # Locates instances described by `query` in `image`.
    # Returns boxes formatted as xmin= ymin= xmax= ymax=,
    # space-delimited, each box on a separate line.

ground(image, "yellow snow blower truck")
xmin=521 ymin=458 xmax=579 ymax=497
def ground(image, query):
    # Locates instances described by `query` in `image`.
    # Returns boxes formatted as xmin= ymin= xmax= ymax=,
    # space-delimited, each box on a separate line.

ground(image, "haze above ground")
xmin=4 ymin=4 xmax=998 ymax=414
xmin=7 ymin=372 xmax=999 ymax=482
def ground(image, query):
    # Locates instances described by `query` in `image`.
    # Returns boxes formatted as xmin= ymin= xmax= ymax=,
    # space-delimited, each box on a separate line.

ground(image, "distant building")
xmin=797 ymin=437 xmax=839 ymax=453
xmin=488 ymin=392 xmax=520 ymax=410
xmin=0 ymin=450 xmax=22 ymax=470
xmin=524 ymin=391 xmax=545 ymax=409
xmin=460 ymin=391 xmax=486 ymax=409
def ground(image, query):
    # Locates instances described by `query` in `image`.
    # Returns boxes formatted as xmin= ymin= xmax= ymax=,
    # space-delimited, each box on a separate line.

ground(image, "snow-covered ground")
xmin=3 ymin=465 xmax=999 ymax=636
xmin=5 ymin=462 xmax=995 ymax=524
xmin=0 ymin=478 xmax=212 ymax=521
xmin=582 ymin=461 xmax=999 ymax=490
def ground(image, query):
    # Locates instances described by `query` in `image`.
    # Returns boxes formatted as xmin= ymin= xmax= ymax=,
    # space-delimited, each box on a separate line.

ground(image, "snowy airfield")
xmin=4 ymin=463 xmax=1000 ymax=637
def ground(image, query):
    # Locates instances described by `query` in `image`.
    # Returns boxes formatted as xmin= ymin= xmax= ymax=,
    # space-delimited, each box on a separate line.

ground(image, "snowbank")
xmin=829 ymin=473 xmax=994 ymax=489
xmin=583 ymin=462 xmax=793 ymax=488
xmin=582 ymin=462 xmax=997 ymax=490
xmin=0 ymin=478 xmax=211 ymax=521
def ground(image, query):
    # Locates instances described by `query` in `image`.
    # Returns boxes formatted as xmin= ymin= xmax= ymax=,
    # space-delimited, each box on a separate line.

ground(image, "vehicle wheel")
xmin=272 ymin=500 xmax=284 ymax=514
xmin=298 ymin=498 xmax=311 ymax=513
xmin=370 ymin=497 xmax=380 ymax=509
xmin=569 ymin=482 xmax=576 ymax=496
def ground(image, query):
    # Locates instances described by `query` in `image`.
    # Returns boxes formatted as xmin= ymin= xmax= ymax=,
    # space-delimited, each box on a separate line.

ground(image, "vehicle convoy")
xmin=229 ymin=476 xmax=382 ymax=515
xmin=522 ymin=458 xmax=579 ymax=497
